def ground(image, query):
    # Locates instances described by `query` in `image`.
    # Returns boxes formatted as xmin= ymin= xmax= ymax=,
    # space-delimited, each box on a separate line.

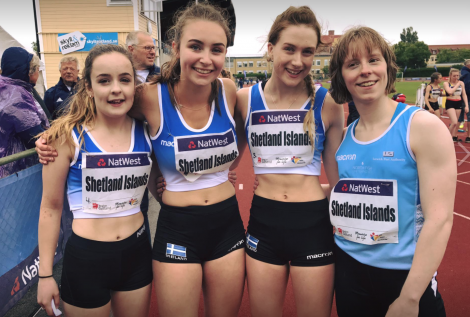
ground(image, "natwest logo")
xmin=258 ymin=157 xmax=262 ymax=163
xmin=342 ymin=184 xmax=348 ymax=191
xmin=97 ymin=159 xmax=106 ymax=167
xmin=259 ymin=116 xmax=266 ymax=123
xmin=11 ymin=277 xmax=20 ymax=295
xmin=188 ymin=141 xmax=196 ymax=149
xmin=93 ymin=203 xmax=98 ymax=209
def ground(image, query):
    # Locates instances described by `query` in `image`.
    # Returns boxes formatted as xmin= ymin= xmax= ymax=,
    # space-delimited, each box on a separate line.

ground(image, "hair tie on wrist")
xmin=38 ymin=274 xmax=53 ymax=279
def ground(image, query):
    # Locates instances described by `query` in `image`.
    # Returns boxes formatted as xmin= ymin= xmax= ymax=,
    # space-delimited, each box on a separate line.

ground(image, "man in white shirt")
xmin=126 ymin=31 xmax=160 ymax=84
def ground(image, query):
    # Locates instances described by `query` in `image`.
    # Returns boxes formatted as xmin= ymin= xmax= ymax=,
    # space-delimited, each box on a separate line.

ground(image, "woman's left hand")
xmin=155 ymin=176 xmax=166 ymax=203
xmin=385 ymin=296 xmax=419 ymax=317
xmin=465 ymin=107 xmax=469 ymax=114
xmin=228 ymin=171 xmax=237 ymax=187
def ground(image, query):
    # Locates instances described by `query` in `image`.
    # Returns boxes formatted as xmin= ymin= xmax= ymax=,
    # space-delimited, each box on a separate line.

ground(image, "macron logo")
xmin=161 ymin=140 xmax=174 ymax=147
xmin=336 ymin=154 xmax=356 ymax=161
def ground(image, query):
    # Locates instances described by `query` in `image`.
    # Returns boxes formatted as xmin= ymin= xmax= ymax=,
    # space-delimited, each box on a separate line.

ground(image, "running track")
xmin=148 ymin=104 xmax=470 ymax=316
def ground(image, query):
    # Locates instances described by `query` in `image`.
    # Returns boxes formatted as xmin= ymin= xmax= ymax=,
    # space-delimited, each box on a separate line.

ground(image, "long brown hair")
xmin=41 ymin=44 xmax=135 ymax=149
xmin=151 ymin=1 xmax=231 ymax=114
xmin=267 ymin=6 xmax=322 ymax=150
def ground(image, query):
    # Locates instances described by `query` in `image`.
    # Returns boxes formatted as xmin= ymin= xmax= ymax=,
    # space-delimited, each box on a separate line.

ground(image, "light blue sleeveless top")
xmin=334 ymin=103 xmax=422 ymax=269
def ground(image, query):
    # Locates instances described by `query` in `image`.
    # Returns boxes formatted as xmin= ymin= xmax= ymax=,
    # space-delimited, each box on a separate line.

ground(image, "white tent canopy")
xmin=0 ymin=25 xmax=46 ymax=97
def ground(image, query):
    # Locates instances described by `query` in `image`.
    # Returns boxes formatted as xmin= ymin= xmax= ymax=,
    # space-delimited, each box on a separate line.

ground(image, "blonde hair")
xmin=42 ymin=45 xmax=135 ymax=149
xmin=151 ymin=1 xmax=231 ymax=114
xmin=464 ymin=59 xmax=470 ymax=66
xmin=29 ymin=55 xmax=40 ymax=75
xmin=59 ymin=56 xmax=79 ymax=71
xmin=329 ymin=26 xmax=398 ymax=104
xmin=267 ymin=6 xmax=322 ymax=150
xmin=448 ymin=68 xmax=460 ymax=83
xmin=126 ymin=31 xmax=152 ymax=47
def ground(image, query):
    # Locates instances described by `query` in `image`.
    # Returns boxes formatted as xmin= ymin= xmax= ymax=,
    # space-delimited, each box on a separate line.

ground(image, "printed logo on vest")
xmin=370 ymin=232 xmax=381 ymax=241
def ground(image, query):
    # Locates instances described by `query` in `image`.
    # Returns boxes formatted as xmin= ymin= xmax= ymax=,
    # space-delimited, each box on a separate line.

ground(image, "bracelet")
xmin=38 ymin=274 xmax=53 ymax=279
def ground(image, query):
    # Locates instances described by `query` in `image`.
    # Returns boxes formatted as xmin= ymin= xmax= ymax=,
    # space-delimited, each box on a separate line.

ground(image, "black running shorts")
xmin=425 ymin=101 xmax=439 ymax=111
xmin=61 ymin=223 xmax=153 ymax=309
xmin=152 ymin=195 xmax=246 ymax=263
xmin=245 ymin=195 xmax=334 ymax=267
xmin=445 ymin=99 xmax=463 ymax=110
xmin=334 ymin=245 xmax=445 ymax=317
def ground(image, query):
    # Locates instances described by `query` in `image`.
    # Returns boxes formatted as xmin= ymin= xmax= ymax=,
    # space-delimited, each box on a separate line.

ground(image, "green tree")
xmin=321 ymin=66 xmax=329 ymax=76
xmin=31 ymin=41 xmax=39 ymax=56
xmin=436 ymin=49 xmax=460 ymax=63
xmin=394 ymin=28 xmax=430 ymax=69
xmin=400 ymin=27 xmax=418 ymax=44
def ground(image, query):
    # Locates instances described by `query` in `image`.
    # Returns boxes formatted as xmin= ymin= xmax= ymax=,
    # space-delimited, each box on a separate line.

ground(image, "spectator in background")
xmin=460 ymin=60 xmax=470 ymax=142
xmin=126 ymin=31 xmax=160 ymax=84
xmin=0 ymin=47 xmax=49 ymax=178
xmin=444 ymin=68 xmax=468 ymax=142
xmin=44 ymin=56 xmax=79 ymax=119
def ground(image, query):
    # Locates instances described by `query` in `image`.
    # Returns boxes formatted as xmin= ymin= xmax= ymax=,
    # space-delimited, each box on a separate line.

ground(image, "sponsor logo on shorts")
xmin=166 ymin=243 xmax=188 ymax=260
xmin=306 ymin=251 xmax=333 ymax=260
xmin=136 ymin=225 xmax=146 ymax=238
xmin=228 ymin=239 xmax=245 ymax=252
xmin=246 ymin=233 xmax=259 ymax=252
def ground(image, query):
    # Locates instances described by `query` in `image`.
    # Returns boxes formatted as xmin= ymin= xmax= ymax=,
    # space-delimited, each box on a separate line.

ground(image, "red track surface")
xmin=149 ymin=104 xmax=470 ymax=317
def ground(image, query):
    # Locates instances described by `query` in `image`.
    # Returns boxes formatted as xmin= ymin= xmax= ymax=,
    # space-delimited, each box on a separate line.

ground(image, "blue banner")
xmin=0 ymin=164 xmax=72 ymax=316
xmin=58 ymin=32 xmax=119 ymax=52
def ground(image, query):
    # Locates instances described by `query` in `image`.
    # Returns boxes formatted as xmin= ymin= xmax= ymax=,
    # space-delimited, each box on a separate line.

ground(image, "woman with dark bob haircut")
xmin=328 ymin=26 xmax=454 ymax=317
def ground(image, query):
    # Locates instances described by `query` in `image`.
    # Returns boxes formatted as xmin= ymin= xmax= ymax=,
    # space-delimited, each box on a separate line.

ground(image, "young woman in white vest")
xmin=37 ymin=44 xmax=153 ymax=317
xmin=328 ymin=26 xmax=455 ymax=317
xmin=444 ymin=68 xmax=468 ymax=142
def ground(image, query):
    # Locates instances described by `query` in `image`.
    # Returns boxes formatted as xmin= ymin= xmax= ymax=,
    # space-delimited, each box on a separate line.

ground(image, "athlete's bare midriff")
xmin=72 ymin=211 xmax=145 ymax=241
xmin=162 ymin=180 xmax=236 ymax=207
xmin=255 ymin=174 xmax=325 ymax=202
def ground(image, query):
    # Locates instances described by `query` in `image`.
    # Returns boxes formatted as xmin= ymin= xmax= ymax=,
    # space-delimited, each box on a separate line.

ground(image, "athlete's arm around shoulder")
xmin=37 ymin=137 xmax=74 ymax=315
xmin=130 ymin=82 xmax=161 ymax=137
xmin=387 ymin=111 xmax=455 ymax=316
xmin=321 ymin=94 xmax=344 ymax=197
xmin=230 ymin=85 xmax=250 ymax=170
xmin=443 ymin=81 xmax=458 ymax=95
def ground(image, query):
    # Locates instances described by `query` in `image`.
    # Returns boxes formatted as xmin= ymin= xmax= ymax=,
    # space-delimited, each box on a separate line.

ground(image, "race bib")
xmin=174 ymin=129 xmax=238 ymax=182
xmin=330 ymin=178 xmax=399 ymax=245
xmin=248 ymin=109 xmax=314 ymax=167
xmin=82 ymin=152 xmax=152 ymax=215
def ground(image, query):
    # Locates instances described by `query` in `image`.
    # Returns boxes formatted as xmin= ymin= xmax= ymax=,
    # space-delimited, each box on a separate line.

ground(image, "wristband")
xmin=38 ymin=274 xmax=53 ymax=279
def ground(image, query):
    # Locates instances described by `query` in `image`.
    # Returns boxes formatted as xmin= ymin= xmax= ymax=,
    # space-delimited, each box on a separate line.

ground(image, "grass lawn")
xmin=319 ymin=81 xmax=426 ymax=105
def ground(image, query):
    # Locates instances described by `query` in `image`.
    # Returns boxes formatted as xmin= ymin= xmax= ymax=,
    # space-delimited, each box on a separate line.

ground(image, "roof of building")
xmin=428 ymin=44 xmax=470 ymax=52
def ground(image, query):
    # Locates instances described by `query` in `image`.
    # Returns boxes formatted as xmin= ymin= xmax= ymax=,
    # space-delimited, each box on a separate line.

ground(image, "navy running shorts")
xmin=61 ymin=223 xmax=153 ymax=309
xmin=334 ymin=245 xmax=445 ymax=317
xmin=445 ymin=99 xmax=463 ymax=110
xmin=245 ymin=195 xmax=335 ymax=267
xmin=152 ymin=195 xmax=246 ymax=263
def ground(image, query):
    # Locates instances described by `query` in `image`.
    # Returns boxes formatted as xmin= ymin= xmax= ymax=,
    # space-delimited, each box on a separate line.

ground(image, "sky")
xmin=1 ymin=0 xmax=469 ymax=55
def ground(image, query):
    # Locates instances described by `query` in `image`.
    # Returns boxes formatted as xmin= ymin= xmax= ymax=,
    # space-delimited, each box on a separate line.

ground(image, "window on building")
xmin=262 ymin=61 xmax=267 ymax=67
xmin=237 ymin=62 xmax=242 ymax=67
xmin=249 ymin=71 xmax=254 ymax=74
xmin=107 ymin=0 xmax=132 ymax=6
xmin=243 ymin=62 xmax=248 ymax=67
xmin=257 ymin=61 xmax=261 ymax=67
xmin=431 ymin=57 xmax=434 ymax=62
xmin=140 ymin=0 xmax=160 ymax=22
xmin=324 ymin=60 xmax=329 ymax=66
xmin=316 ymin=60 xmax=321 ymax=66
xmin=249 ymin=61 xmax=254 ymax=67
xmin=257 ymin=70 xmax=262 ymax=73
xmin=316 ymin=69 xmax=320 ymax=74
xmin=432 ymin=50 xmax=437 ymax=55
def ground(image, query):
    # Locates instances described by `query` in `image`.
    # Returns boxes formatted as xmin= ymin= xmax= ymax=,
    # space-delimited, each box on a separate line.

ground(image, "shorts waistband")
xmin=160 ymin=195 xmax=238 ymax=214
xmin=68 ymin=222 xmax=147 ymax=251
xmin=252 ymin=194 xmax=329 ymax=211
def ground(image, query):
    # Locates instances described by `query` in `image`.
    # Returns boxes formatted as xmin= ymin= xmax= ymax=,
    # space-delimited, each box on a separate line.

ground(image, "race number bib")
xmin=82 ymin=152 xmax=152 ymax=215
xmin=248 ymin=109 xmax=314 ymax=167
xmin=330 ymin=178 xmax=399 ymax=245
xmin=174 ymin=129 xmax=239 ymax=182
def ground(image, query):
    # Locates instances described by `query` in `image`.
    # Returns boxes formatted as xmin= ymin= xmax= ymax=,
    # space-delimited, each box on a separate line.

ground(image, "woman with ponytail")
xmin=238 ymin=6 xmax=344 ymax=317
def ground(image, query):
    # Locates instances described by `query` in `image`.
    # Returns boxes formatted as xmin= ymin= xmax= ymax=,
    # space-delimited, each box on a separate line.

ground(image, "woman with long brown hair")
xmin=238 ymin=7 xmax=344 ymax=317
xmin=37 ymin=44 xmax=153 ymax=317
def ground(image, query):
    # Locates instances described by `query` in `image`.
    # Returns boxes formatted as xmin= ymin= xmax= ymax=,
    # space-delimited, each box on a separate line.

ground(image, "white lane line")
xmin=458 ymin=171 xmax=470 ymax=175
xmin=457 ymin=180 xmax=470 ymax=186
xmin=454 ymin=212 xmax=470 ymax=221
xmin=457 ymin=159 xmax=470 ymax=165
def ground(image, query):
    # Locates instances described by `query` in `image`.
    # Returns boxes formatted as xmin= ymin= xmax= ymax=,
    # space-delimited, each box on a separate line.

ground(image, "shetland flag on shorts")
xmin=166 ymin=243 xmax=186 ymax=257
xmin=247 ymin=233 xmax=259 ymax=249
